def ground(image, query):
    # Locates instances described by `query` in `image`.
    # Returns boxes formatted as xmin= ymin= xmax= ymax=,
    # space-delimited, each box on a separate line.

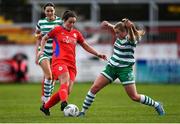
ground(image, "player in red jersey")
xmin=38 ymin=10 xmax=107 ymax=116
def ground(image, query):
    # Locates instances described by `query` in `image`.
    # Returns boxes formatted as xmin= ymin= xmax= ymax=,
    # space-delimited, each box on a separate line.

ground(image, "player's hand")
xmin=126 ymin=20 xmax=133 ymax=28
xmin=35 ymin=33 xmax=42 ymax=40
xmin=122 ymin=18 xmax=133 ymax=28
xmin=97 ymin=53 xmax=107 ymax=61
xmin=101 ymin=21 xmax=109 ymax=28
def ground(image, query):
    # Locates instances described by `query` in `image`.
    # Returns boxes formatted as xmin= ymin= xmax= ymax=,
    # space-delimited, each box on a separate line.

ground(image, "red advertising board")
xmin=0 ymin=59 xmax=15 ymax=82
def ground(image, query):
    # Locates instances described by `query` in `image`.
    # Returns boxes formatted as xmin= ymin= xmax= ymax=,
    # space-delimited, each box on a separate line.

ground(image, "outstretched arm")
xmin=34 ymin=30 xmax=42 ymax=64
xmin=80 ymin=42 xmax=107 ymax=60
xmin=101 ymin=21 xmax=115 ymax=32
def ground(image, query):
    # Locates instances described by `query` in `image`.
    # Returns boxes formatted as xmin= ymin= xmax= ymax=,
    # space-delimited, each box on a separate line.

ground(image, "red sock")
xmin=44 ymin=92 xmax=60 ymax=109
xmin=41 ymin=78 xmax=45 ymax=96
xmin=59 ymin=83 xmax=68 ymax=102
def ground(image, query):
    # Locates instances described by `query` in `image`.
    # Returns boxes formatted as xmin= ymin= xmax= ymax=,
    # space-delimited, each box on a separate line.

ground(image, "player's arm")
xmin=101 ymin=21 xmax=115 ymax=32
xmin=35 ymin=30 xmax=41 ymax=52
xmin=40 ymin=34 xmax=49 ymax=53
xmin=34 ymin=29 xmax=42 ymax=64
xmin=80 ymin=42 xmax=107 ymax=60
xmin=39 ymin=27 xmax=58 ymax=54
xmin=124 ymin=19 xmax=136 ymax=42
xmin=35 ymin=21 xmax=42 ymax=54
xmin=128 ymin=27 xmax=136 ymax=42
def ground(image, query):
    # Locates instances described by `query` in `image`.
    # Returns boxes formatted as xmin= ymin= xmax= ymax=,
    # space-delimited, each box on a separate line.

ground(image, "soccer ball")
xmin=63 ymin=104 xmax=79 ymax=117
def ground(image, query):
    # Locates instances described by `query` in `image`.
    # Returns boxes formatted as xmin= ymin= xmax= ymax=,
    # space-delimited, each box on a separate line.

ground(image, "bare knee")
xmin=90 ymin=75 xmax=109 ymax=95
xmin=129 ymin=94 xmax=140 ymax=102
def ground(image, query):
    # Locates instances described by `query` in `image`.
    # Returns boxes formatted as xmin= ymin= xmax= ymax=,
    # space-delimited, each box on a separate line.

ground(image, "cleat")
xmin=77 ymin=112 xmax=85 ymax=117
xmin=61 ymin=101 xmax=68 ymax=111
xmin=155 ymin=102 xmax=165 ymax=116
xmin=40 ymin=105 xmax=50 ymax=116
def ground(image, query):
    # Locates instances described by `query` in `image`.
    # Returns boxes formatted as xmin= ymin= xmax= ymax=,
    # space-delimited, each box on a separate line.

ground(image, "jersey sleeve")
xmin=48 ymin=26 xmax=60 ymax=38
xmin=58 ymin=20 xmax=63 ymax=26
xmin=77 ymin=30 xmax=85 ymax=44
xmin=56 ymin=17 xmax=63 ymax=26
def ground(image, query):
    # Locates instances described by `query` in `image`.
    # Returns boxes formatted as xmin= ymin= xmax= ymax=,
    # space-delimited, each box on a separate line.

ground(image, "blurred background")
xmin=0 ymin=0 xmax=180 ymax=84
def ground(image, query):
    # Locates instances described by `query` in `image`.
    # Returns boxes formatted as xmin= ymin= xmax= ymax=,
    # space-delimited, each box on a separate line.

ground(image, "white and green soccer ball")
xmin=63 ymin=104 xmax=79 ymax=117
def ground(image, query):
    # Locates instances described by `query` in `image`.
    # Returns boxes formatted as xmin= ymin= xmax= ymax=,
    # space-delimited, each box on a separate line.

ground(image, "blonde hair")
xmin=114 ymin=19 xmax=145 ymax=42
xmin=132 ymin=25 xmax=145 ymax=41
xmin=114 ymin=22 xmax=127 ymax=33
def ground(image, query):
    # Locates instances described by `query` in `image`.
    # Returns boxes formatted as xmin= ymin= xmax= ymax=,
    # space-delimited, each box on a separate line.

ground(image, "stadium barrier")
xmin=0 ymin=43 xmax=179 ymax=83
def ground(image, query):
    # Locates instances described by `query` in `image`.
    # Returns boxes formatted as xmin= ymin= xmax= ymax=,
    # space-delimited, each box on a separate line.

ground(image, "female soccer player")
xmin=38 ymin=10 xmax=107 ymax=116
xmin=78 ymin=18 xmax=165 ymax=117
xmin=35 ymin=2 xmax=63 ymax=104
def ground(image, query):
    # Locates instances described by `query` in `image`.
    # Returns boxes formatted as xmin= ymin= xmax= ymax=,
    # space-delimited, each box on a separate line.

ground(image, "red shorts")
xmin=52 ymin=64 xmax=77 ymax=82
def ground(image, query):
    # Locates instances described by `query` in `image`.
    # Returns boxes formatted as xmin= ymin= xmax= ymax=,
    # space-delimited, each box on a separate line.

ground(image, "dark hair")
xmin=43 ymin=2 xmax=55 ymax=10
xmin=62 ymin=10 xmax=77 ymax=21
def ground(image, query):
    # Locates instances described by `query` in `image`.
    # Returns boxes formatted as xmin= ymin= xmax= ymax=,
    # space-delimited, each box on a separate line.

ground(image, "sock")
xmin=43 ymin=79 xmax=52 ymax=103
xmin=59 ymin=83 xmax=68 ymax=102
xmin=41 ymin=78 xmax=45 ymax=97
xmin=81 ymin=90 xmax=96 ymax=113
xmin=140 ymin=94 xmax=159 ymax=107
xmin=44 ymin=92 xmax=60 ymax=109
xmin=41 ymin=78 xmax=45 ymax=102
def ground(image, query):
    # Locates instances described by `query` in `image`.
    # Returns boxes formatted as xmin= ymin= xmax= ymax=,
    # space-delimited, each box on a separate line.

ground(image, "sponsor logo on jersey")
xmin=58 ymin=66 xmax=63 ymax=71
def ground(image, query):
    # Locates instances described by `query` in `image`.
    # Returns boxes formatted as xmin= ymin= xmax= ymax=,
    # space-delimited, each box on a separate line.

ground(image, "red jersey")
xmin=48 ymin=26 xmax=85 ymax=69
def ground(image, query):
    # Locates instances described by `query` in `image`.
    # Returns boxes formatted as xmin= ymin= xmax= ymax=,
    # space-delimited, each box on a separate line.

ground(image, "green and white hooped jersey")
xmin=36 ymin=16 xmax=63 ymax=59
xmin=108 ymin=37 xmax=137 ymax=68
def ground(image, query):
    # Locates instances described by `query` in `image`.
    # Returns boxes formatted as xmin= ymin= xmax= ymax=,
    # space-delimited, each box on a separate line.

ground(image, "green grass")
xmin=0 ymin=83 xmax=180 ymax=123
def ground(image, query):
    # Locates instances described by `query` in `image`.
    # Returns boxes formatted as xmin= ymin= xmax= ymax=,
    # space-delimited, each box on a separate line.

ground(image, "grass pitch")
xmin=0 ymin=83 xmax=180 ymax=123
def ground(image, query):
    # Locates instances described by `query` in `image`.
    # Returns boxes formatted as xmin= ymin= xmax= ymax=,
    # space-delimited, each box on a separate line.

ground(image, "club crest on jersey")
xmin=65 ymin=36 xmax=70 ymax=43
xmin=73 ymin=33 xmax=77 ymax=38
xmin=58 ymin=66 xmax=63 ymax=71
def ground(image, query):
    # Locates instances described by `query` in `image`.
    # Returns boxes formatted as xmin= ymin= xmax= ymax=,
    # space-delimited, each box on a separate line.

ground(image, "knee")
xmin=129 ymin=95 xmax=140 ymax=102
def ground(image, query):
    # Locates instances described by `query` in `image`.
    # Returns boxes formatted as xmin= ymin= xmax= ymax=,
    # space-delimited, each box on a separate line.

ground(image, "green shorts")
xmin=101 ymin=64 xmax=135 ymax=85
xmin=38 ymin=46 xmax=52 ymax=65
xmin=38 ymin=53 xmax=51 ymax=65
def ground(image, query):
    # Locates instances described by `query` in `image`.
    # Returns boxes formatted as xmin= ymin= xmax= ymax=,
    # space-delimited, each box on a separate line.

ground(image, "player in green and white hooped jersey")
xmin=35 ymin=3 xmax=63 ymax=104
xmin=78 ymin=19 xmax=165 ymax=117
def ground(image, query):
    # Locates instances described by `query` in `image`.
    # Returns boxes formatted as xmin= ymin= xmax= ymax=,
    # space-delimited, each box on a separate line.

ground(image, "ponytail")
xmin=122 ymin=18 xmax=145 ymax=42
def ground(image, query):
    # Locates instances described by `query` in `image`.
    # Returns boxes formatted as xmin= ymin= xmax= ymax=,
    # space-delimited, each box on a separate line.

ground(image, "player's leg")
xmin=79 ymin=65 xmax=116 ymax=117
xmin=68 ymin=80 xmax=74 ymax=95
xmin=67 ymin=67 xmax=76 ymax=95
xmin=58 ymin=71 xmax=69 ymax=111
xmin=119 ymin=66 xmax=165 ymax=116
xmin=40 ymin=65 xmax=69 ymax=115
xmin=79 ymin=74 xmax=111 ymax=117
xmin=39 ymin=58 xmax=53 ymax=103
xmin=124 ymin=84 xmax=165 ymax=116
xmin=40 ymin=92 xmax=59 ymax=116
xmin=41 ymin=77 xmax=45 ymax=101
xmin=50 ymin=80 xmax=56 ymax=95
